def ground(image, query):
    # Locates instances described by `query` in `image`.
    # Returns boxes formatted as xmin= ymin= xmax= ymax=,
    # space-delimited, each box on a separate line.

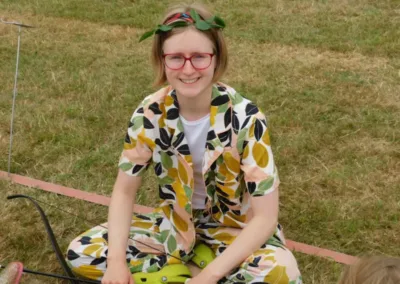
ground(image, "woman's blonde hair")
xmin=151 ymin=3 xmax=228 ymax=86
xmin=338 ymin=256 xmax=400 ymax=284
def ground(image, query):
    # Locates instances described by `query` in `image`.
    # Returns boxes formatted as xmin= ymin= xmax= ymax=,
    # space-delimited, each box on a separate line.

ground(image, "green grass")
xmin=0 ymin=1 xmax=399 ymax=283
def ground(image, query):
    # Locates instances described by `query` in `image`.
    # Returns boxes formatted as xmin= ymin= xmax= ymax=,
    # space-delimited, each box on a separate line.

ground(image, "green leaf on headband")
xmin=139 ymin=30 xmax=155 ymax=42
xmin=214 ymin=16 xmax=226 ymax=28
xmin=190 ymin=9 xmax=201 ymax=22
xmin=158 ymin=24 xmax=173 ymax=32
xmin=195 ymin=20 xmax=211 ymax=31
xmin=170 ymin=21 xmax=189 ymax=28
xmin=206 ymin=16 xmax=216 ymax=24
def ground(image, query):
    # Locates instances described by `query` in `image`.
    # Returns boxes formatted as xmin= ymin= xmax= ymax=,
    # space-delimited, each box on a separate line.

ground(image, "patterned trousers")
xmin=66 ymin=209 xmax=302 ymax=283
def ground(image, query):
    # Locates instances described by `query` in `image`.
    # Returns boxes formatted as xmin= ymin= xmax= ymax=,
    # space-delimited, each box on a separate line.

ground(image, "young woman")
xmin=66 ymin=3 xmax=302 ymax=284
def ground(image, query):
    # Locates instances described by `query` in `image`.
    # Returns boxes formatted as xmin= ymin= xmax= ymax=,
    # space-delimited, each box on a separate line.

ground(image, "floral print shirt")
xmin=119 ymin=82 xmax=280 ymax=255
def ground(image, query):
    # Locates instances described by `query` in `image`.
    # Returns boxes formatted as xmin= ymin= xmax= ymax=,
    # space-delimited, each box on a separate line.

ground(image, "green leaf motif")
xmin=258 ymin=177 xmax=275 ymax=192
xmin=236 ymin=128 xmax=247 ymax=153
xmin=161 ymin=151 xmax=173 ymax=169
xmin=217 ymin=102 xmax=229 ymax=114
xmin=167 ymin=235 xmax=177 ymax=253
xmin=132 ymin=116 xmax=143 ymax=131
xmin=158 ymin=176 xmax=175 ymax=186
xmin=119 ymin=162 xmax=133 ymax=172
xmin=177 ymin=119 xmax=184 ymax=132
xmin=155 ymin=230 xmax=169 ymax=244
xmin=195 ymin=20 xmax=211 ymax=31
xmin=130 ymin=263 xmax=144 ymax=273
xmin=185 ymin=203 xmax=191 ymax=214
xmin=147 ymin=264 xmax=159 ymax=273
xmin=183 ymin=185 xmax=192 ymax=198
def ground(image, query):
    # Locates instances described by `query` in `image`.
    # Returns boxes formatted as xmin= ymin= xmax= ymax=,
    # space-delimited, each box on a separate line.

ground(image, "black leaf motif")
xmin=136 ymin=107 xmax=144 ymax=114
xmin=132 ymin=165 xmax=144 ymax=175
xmin=143 ymin=117 xmax=154 ymax=129
xmin=215 ymin=186 xmax=229 ymax=197
xmin=206 ymin=142 xmax=215 ymax=150
xmin=129 ymin=246 xmax=140 ymax=256
xmin=155 ymin=162 xmax=162 ymax=176
xmin=245 ymin=103 xmax=258 ymax=116
xmin=218 ymin=130 xmax=231 ymax=144
xmin=160 ymin=128 xmax=171 ymax=146
xmin=155 ymin=217 xmax=163 ymax=227
xmin=241 ymin=116 xmax=251 ymax=129
xmin=173 ymin=132 xmax=185 ymax=148
xmin=207 ymin=130 xmax=216 ymax=141
xmin=135 ymin=214 xmax=151 ymax=221
xmin=78 ymin=236 xmax=91 ymax=245
xmin=211 ymin=95 xmax=230 ymax=106
xmin=124 ymin=133 xmax=131 ymax=144
xmin=254 ymin=119 xmax=263 ymax=141
xmin=159 ymin=185 xmax=176 ymax=200
xmin=247 ymin=182 xmax=256 ymax=194
xmin=224 ymin=107 xmax=232 ymax=128
xmin=217 ymin=86 xmax=227 ymax=92
xmin=136 ymin=253 xmax=149 ymax=259
xmin=91 ymin=257 xmax=107 ymax=266
xmin=177 ymin=144 xmax=190 ymax=155
xmin=67 ymin=249 xmax=81 ymax=261
xmin=155 ymin=138 xmax=169 ymax=150
xmin=232 ymin=111 xmax=240 ymax=134
xmin=167 ymin=108 xmax=179 ymax=120
xmin=149 ymin=102 xmax=162 ymax=114
xmin=157 ymin=255 xmax=167 ymax=267
xmin=128 ymin=121 xmax=134 ymax=128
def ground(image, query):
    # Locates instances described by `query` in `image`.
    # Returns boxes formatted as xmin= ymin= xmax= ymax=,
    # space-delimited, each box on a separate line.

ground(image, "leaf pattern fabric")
xmin=66 ymin=83 xmax=301 ymax=283
xmin=119 ymin=83 xmax=280 ymax=255
xmin=66 ymin=211 xmax=302 ymax=283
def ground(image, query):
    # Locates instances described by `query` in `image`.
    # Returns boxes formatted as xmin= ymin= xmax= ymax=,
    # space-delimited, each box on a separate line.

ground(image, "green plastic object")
xmin=133 ymin=264 xmax=191 ymax=284
xmin=191 ymin=243 xmax=216 ymax=268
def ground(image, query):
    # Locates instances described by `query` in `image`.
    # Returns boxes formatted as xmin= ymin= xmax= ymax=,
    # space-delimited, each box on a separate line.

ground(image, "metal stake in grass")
xmin=0 ymin=18 xmax=34 ymax=176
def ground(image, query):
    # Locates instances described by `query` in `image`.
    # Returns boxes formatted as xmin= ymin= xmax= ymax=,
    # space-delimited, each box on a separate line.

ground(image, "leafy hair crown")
xmin=139 ymin=9 xmax=225 ymax=42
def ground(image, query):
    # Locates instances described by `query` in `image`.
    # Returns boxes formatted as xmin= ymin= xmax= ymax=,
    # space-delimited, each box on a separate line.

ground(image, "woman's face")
xmin=163 ymin=28 xmax=216 ymax=100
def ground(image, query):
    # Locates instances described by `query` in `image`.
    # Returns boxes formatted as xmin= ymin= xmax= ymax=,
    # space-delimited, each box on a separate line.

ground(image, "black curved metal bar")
xmin=7 ymin=194 xmax=79 ymax=284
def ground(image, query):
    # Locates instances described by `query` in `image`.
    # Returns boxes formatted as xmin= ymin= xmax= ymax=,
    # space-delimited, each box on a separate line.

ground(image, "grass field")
xmin=1 ymin=0 xmax=399 ymax=283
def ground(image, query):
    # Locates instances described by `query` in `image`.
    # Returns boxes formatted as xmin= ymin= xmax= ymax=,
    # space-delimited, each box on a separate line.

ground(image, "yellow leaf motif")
xmin=263 ymin=265 xmax=289 ymax=283
xmin=72 ymin=265 xmax=103 ymax=280
xmin=123 ymin=137 xmax=137 ymax=150
xmin=83 ymin=244 xmax=102 ymax=256
xmin=178 ymin=161 xmax=188 ymax=185
xmin=262 ymin=130 xmax=271 ymax=145
xmin=252 ymin=142 xmax=269 ymax=168
xmin=133 ymin=221 xmax=153 ymax=230
xmin=210 ymin=106 xmax=218 ymax=125
xmin=213 ymin=232 xmax=235 ymax=244
xmin=223 ymin=152 xmax=240 ymax=174
xmin=172 ymin=211 xmax=188 ymax=232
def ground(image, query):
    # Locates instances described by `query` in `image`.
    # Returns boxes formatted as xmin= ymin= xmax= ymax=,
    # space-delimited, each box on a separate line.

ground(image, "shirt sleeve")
xmin=118 ymin=102 xmax=154 ymax=177
xmin=240 ymin=111 xmax=280 ymax=197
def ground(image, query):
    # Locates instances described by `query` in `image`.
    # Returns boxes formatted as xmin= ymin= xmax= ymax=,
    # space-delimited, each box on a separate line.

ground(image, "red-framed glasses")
xmin=163 ymin=53 xmax=214 ymax=70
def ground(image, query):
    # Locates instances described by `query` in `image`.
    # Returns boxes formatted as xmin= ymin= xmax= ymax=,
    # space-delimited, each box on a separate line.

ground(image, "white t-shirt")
xmin=180 ymin=114 xmax=210 ymax=209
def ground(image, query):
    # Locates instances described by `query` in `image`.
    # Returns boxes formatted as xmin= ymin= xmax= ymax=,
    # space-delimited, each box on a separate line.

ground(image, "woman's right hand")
xmin=102 ymin=260 xmax=134 ymax=284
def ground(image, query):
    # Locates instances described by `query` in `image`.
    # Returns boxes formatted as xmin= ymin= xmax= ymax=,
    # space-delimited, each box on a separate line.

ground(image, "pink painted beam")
xmin=286 ymin=240 xmax=358 ymax=265
xmin=1 ymin=170 xmax=358 ymax=265
xmin=0 ymin=170 xmax=153 ymax=214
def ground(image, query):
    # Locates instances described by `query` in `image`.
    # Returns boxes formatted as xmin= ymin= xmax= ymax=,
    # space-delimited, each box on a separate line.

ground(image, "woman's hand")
xmin=101 ymin=260 xmax=134 ymax=284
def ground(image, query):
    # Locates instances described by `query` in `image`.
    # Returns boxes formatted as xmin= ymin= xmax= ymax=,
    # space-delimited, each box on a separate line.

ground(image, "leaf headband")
xmin=139 ymin=9 xmax=225 ymax=42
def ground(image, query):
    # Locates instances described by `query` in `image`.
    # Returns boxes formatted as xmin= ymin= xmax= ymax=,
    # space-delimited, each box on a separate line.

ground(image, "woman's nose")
xmin=182 ymin=59 xmax=196 ymax=74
